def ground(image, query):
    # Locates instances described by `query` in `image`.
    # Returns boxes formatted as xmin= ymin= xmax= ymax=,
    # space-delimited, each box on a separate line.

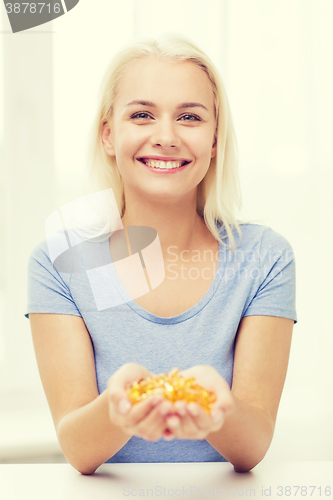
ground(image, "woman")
xmin=25 ymin=35 xmax=297 ymax=474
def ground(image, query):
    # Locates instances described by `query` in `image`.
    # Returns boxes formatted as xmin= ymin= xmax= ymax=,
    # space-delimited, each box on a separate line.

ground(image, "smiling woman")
xmin=85 ymin=35 xmax=244 ymax=253
xmin=25 ymin=35 xmax=297 ymax=474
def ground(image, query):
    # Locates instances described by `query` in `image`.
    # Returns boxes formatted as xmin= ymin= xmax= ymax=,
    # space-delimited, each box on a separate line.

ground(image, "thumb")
xmin=109 ymin=388 xmax=132 ymax=414
xmin=118 ymin=397 xmax=132 ymax=414
xmin=107 ymin=378 xmax=131 ymax=414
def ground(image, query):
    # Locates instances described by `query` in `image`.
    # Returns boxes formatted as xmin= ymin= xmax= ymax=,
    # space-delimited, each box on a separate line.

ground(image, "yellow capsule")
xmin=126 ymin=367 xmax=216 ymax=413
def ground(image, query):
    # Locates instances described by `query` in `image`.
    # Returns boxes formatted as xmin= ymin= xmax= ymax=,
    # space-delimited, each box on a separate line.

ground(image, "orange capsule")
xmin=126 ymin=367 xmax=216 ymax=413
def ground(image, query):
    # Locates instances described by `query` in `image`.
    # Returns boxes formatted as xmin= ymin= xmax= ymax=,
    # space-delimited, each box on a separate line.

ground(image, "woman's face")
xmin=102 ymin=57 xmax=217 ymax=203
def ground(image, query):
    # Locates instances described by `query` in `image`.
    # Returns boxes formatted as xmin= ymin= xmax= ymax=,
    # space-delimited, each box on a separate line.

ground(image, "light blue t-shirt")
xmin=25 ymin=222 xmax=297 ymax=463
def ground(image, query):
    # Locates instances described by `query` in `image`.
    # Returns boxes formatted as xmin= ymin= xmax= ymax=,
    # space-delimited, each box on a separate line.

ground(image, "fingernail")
xmin=168 ymin=417 xmax=180 ymax=428
xmin=118 ymin=399 xmax=131 ymax=414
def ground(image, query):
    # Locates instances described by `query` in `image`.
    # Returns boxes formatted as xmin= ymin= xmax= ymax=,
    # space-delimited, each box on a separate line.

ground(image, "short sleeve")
xmin=24 ymin=239 xmax=82 ymax=319
xmin=243 ymin=227 xmax=297 ymax=324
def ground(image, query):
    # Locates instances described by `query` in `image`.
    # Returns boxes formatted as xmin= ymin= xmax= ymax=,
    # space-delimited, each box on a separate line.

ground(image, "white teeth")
xmin=143 ymin=160 xmax=184 ymax=169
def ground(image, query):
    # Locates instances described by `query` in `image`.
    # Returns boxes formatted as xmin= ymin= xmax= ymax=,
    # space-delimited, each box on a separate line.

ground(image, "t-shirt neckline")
xmin=104 ymin=228 xmax=225 ymax=325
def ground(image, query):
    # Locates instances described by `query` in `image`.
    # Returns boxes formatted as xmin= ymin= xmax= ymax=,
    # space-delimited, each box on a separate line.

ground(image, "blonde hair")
xmin=84 ymin=35 xmax=253 ymax=253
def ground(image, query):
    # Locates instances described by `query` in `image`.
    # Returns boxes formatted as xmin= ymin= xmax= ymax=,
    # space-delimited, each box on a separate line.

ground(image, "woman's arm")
xmin=163 ymin=315 xmax=293 ymax=472
xmin=206 ymin=393 xmax=274 ymax=472
xmin=206 ymin=315 xmax=294 ymax=471
xmin=56 ymin=387 xmax=132 ymax=474
xmin=29 ymin=314 xmax=172 ymax=475
xmin=29 ymin=313 xmax=132 ymax=474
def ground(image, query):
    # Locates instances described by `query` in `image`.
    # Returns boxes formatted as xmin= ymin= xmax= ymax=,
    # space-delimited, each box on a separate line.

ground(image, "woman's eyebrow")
xmin=177 ymin=102 xmax=209 ymax=112
xmin=125 ymin=100 xmax=209 ymax=112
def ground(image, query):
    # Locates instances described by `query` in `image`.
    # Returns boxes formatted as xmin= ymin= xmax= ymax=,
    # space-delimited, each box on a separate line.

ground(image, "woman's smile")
xmin=136 ymin=156 xmax=192 ymax=173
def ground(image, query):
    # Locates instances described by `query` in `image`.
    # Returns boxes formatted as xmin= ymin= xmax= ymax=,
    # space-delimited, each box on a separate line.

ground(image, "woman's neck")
xmin=120 ymin=196 xmax=208 ymax=258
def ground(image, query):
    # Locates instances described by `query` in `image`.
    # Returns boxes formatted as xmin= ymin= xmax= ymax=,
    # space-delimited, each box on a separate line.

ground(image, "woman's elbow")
xmin=232 ymin=446 xmax=269 ymax=473
xmin=78 ymin=467 xmax=98 ymax=475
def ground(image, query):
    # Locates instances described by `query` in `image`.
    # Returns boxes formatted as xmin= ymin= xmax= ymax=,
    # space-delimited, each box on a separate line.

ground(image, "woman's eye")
xmin=130 ymin=112 xmax=201 ymax=121
xmin=131 ymin=112 xmax=151 ymax=120
xmin=180 ymin=114 xmax=201 ymax=121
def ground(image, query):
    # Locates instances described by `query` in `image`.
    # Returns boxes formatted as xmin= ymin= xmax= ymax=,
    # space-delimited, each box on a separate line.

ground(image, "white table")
xmin=1 ymin=461 xmax=332 ymax=499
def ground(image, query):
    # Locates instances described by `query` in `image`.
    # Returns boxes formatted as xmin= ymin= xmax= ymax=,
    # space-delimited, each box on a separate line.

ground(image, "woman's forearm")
xmin=206 ymin=394 xmax=275 ymax=472
xmin=57 ymin=389 xmax=131 ymax=475
xmin=57 ymin=390 xmax=275 ymax=474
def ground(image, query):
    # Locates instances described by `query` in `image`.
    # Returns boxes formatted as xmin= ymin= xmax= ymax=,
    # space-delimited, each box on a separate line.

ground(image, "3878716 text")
xmin=264 ymin=485 xmax=332 ymax=496
xmin=5 ymin=3 xmax=61 ymax=14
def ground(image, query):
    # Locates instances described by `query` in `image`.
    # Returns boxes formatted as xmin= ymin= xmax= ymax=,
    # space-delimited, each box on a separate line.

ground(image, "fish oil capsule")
xmin=126 ymin=368 xmax=216 ymax=414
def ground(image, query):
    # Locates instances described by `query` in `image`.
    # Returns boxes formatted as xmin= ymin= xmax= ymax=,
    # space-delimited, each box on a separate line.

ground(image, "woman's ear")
xmin=211 ymin=134 xmax=217 ymax=159
xmin=101 ymin=121 xmax=116 ymax=157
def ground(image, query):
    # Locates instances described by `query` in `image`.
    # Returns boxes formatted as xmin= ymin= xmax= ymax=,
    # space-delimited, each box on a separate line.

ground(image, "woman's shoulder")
xmin=240 ymin=222 xmax=294 ymax=251
xmin=27 ymin=227 xmax=110 ymax=277
xmin=27 ymin=228 xmax=78 ymax=276
xmin=27 ymin=236 xmax=50 ymax=264
xmin=217 ymin=220 xmax=294 ymax=254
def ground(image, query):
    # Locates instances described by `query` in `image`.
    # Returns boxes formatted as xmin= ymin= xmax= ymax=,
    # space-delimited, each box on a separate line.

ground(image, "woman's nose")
xmin=149 ymin=118 xmax=181 ymax=149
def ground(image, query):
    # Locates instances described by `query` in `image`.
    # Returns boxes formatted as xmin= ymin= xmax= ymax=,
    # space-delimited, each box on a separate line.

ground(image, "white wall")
xmin=1 ymin=0 xmax=332 ymax=461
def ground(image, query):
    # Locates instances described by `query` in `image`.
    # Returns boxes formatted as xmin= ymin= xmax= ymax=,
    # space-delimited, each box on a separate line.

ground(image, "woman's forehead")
xmin=115 ymin=58 xmax=215 ymax=109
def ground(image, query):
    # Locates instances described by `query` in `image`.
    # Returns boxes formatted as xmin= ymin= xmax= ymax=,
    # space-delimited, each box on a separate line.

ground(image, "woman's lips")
xmin=137 ymin=158 xmax=191 ymax=174
xmin=137 ymin=159 xmax=191 ymax=174
xmin=138 ymin=157 xmax=191 ymax=164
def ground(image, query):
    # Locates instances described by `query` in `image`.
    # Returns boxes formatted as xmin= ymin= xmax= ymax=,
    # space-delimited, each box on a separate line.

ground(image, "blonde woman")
xmin=25 ymin=35 xmax=297 ymax=474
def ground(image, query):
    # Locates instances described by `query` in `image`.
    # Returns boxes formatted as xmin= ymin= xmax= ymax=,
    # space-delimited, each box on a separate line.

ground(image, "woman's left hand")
xmin=160 ymin=365 xmax=235 ymax=441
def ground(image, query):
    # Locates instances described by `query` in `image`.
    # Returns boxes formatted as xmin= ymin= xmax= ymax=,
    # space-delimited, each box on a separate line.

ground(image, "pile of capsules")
xmin=126 ymin=367 xmax=216 ymax=414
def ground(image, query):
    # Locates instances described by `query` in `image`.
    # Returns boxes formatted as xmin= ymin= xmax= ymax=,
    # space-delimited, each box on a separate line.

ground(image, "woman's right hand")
xmin=107 ymin=363 xmax=176 ymax=442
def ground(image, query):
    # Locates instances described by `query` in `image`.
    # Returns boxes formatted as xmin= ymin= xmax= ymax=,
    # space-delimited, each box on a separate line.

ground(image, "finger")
xmin=172 ymin=404 xmax=225 ymax=436
xmin=163 ymin=400 xmax=186 ymax=437
xmin=108 ymin=366 xmax=152 ymax=412
xmin=109 ymin=390 xmax=131 ymax=417
xmin=186 ymin=403 xmax=212 ymax=430
xmin=134 ymin=401 xmax=173 ymax=441
xmin=110 ymin=394 xmax=161 ymax=432
xmin=165 ymin=415 xmax=181 ymax=434
xmin=157 ymin=401 xmax=181 ymax=437
xmin=211 ymin=393 xmax=234 ymax=419
xmin=168 ymin=413 xmax=199 ymax=440
xmin=209 ymin=409 xmax=226 ymax=432
xmin=166 ymin=411 xmax=198 ymax=439
xmin=113 ymin=363 xmax=151 ymax=389
xmin=168 ymin=403 xmax=213 ymax=439
xmin=125 ymin=395 xmax=164 ymax=426
xmin=163 ymin=428 xmax=176 ymax=441
xmin=186 ymin=403 xmax=226 ymax=434
xmin=173 ymin=400 xmax=187 ymax=417
xmin=210 ymin=407 xmax=226 ymax=422
xmin=158 ymin=400 xmax=175 ymax=419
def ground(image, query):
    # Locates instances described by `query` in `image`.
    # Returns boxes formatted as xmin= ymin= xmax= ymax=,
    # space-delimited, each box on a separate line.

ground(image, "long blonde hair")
xmin=84 ymin=35 xmax=252 ymax=253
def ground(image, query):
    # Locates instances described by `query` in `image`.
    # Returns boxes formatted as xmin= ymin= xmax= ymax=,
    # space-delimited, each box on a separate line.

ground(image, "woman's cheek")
xmin=119 ymin=133 xmax=147 ymax=155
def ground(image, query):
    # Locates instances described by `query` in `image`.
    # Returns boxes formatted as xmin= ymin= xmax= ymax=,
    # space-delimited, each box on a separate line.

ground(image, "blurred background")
xmin=0 ymin=0 xmax=332 ymax=464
